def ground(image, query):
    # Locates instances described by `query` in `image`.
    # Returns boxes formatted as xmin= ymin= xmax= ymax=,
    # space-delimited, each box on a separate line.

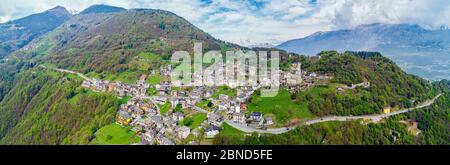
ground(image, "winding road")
xmin=39 ymin=65 xmax=92 ymax=81
xmin=225 ymin=93 xmax=443 ymax=134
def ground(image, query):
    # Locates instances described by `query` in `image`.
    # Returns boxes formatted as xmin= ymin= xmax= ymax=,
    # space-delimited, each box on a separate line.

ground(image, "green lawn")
xmin=181 ymin=113 xmax=207 ymax=129
xmin=65 ymin=73 xmax=84 ymax=82
xmin=212 ymin=86 xmax=236 ymax=98
xmin=147 ymin=74 xmax=162 ymax=85
xmin=215 ymin=122 xmax=247 ymax=143
xmin=103 ymin=71 xmax=140 ymax=84
xmin=174 ymin=104 xmax=183 ymax=113
xmin=158 ymin=102 xmax=171 ymax=115
xmin=248 ymin=89 xmax=315 ymax=125
xmin=90 ymin=123 xmax=140 ymax=145
xmin=147 ymin=87 xmax=156 ymax=95
xmin=195 ymin=100 xmax=212 ymax=111
xmin=220 ymin=122 xmax=245 ymax=136
xmin=191 ymin=113 xmax=207 ymax=129
xmin=119 ymin=96 xmax=132 ymax=105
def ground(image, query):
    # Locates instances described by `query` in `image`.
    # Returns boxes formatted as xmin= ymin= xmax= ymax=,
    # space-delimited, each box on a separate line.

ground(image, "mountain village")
xmin=77 ymin=62 xmax=335 ymax=145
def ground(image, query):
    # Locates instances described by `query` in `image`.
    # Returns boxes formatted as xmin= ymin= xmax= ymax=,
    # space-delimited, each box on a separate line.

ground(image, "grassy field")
xmin=214 ymin=123 xmax=248 ymax=143
xmin=147 ymin=74 xmax=162 ymax=85
xmin=65 ymin=73 xmax=84 ymax=82
xmin=103 ymin=71 xmax=140 ymax=84
xmin=195 ymin=99 xmax=212 ymax=111
xmin=90 ymin=123 xmax=140 ymax=145
xmin=68 ymin=90 xmax=96 ymax=104
xmin=119 ymin=96 xmax=132 ymax=105
xmin=86 ymin=71 xmax=140 ymax=84
xmin=138 ymin=52 xmax=160 ymax=61
xmin=158 ymin=102 xmax=171 ymax=115
xmin=212 ymin=86 xmax=237 ymax=98
xmin=147 ymin=87 xmax=157 ymax=95
xmin=181 ymin=113 xmax=207 ymax=129
xmin=248 ymin=89 xmax=315 ymax=125
xmin=220 ymin=122 xmax=246 ymax=136
xmin=191 ymin=113 xmax=207 ymax=129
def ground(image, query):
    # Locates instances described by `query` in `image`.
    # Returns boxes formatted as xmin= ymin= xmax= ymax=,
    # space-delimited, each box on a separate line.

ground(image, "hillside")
xmin=9 ymin=6 xmax=240 ymax=83
xmin=0 ymin=6 xmax=71 ymax=59
xmin=214 ymin=80 xmax=449 ymax=145
xmin=0 ymin=68 xmax=122 ymax=144
xmin=249 ymin=51 xmax=436 ymax=120
xmin=276 ymin=23 xmax=450 ymax=81
xmin=0 ymin=5 xmax=240 ymax=144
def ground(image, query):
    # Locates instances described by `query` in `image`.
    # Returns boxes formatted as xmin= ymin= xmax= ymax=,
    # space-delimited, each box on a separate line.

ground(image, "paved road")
xmin=192 ymin=105 xmax=211 ymax=114
xmin=225 ymin=120 xmax=295 ymax=134
xmin=40 ymin=65 xmax=92 ymax=81
xmin=226 ymin=93 xmax=443 ymax=134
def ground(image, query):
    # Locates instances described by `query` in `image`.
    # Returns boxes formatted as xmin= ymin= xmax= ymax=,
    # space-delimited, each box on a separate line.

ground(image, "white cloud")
xmin=1 ymin=0 xmax=449 ymax=46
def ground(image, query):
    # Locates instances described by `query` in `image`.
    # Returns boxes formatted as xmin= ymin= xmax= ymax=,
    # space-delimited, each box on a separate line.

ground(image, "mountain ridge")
xmin=276 ymin=23 xmax=450 ymax=81
xmin=0 ymin=6 xmax=72 ymax=59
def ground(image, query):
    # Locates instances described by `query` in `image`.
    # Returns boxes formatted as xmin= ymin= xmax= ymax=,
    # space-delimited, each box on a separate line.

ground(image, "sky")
xmin=1 ymin=0 xmax=449 ymax=46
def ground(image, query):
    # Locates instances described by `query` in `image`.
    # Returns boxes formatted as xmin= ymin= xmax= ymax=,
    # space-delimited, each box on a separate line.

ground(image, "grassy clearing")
xmin=212 ymin=86 xmax=236 ymax=98
xmin=147 ymin=87 xmax=156 ymax=95
xmin=195 ymin=99 xmax=212 ymax=111
xmin=90 ymin=123 xmax=140 ymax=145
xmin=220 ymin=122 xmax=245 ymax=136
xmin=181 ymin=113 xmax=207 ymax=129
xmin=103 ymin=71 xmax=140 ymax=84
xmin=248 ymin=89 xmax=315 ymax=125
xmin=138 ymin=52 xmax=160 ymax=61
xmin=147 ymin=74 xmax=162 ymax=85
xmin=158 ymin=102 xmax=171 ymax=115
xmin=68 ymin=90 xmax=96 ymax=104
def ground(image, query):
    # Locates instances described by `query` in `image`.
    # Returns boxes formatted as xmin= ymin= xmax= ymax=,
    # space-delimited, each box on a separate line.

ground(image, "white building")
xmin=177 ymin=126 xmax=191 ymax=139
xmin=205 ymin=125 xmax=220 ymax=138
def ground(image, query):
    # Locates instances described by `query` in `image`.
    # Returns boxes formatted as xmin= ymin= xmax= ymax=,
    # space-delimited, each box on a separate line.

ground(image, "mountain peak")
xmin=80 ymin=4 xmax=126 ymax=14
xmin=45 ymin=6 xmax=72 ymax=18
xmin=49 ymin=5 xmax=66 ymax=11
xmin=0 ymin=5 xmax=72 ymax=58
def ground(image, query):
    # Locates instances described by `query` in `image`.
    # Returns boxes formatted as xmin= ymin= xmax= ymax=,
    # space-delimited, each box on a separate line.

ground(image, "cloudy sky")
xmin=1 ymin=0 xmax=449 ymax=46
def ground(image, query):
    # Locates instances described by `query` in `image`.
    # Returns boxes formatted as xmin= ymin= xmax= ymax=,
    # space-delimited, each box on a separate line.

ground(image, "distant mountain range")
xmin=277 ymin=23 xmax=450 ymax=81
xmin=0 ymin=6 xmax=72 ymax=59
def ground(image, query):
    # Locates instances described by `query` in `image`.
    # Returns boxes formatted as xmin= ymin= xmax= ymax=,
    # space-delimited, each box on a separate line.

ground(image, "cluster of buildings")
xmin=81 ymin=74 xmax=150 ymax=97
xmin=80 ymin=62 xmax=338 ymax=144
xmin=280 ymin=62 xmax=331 ymax=92
xmin=116 ymin=97 xmax=194 ymax=145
